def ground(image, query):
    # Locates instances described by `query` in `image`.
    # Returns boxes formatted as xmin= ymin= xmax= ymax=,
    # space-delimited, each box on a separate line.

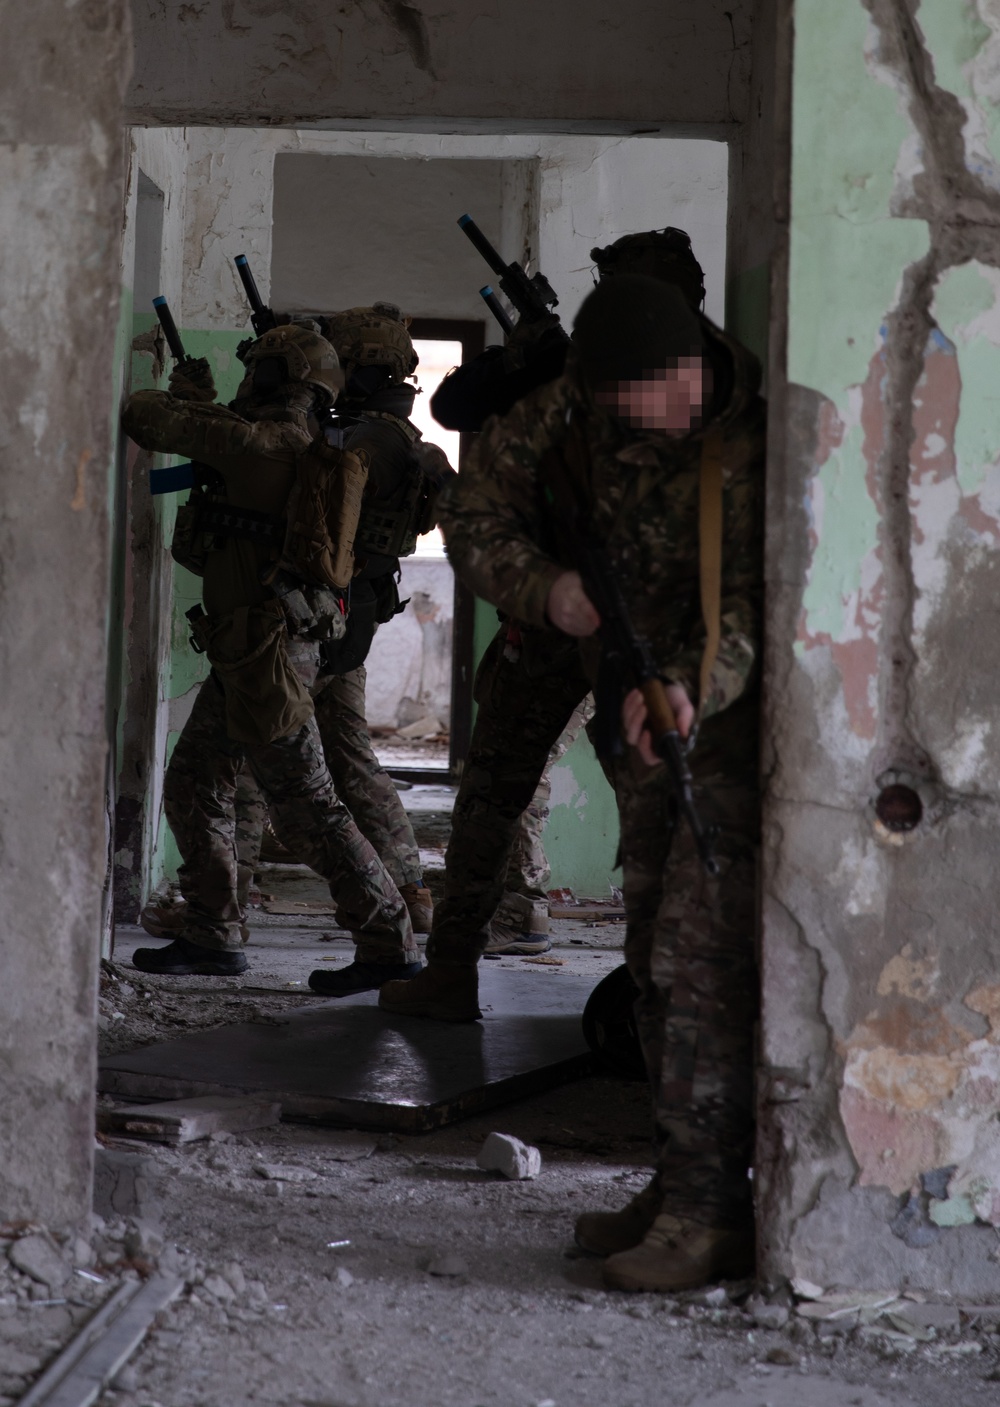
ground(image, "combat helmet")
xmin=590 ymin=229 xmax=706 ymax=312
xmin=235 ymin=324 xmax=343 ymax=408
xmin=321 ymin=303 xmax=418 ymax=385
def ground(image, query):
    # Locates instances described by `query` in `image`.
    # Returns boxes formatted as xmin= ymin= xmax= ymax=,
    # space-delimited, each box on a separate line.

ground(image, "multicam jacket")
xmin=122 ymin=392 xmax=311 ymax=620
xmin=437 ymin=330 xmax=766 ymax=719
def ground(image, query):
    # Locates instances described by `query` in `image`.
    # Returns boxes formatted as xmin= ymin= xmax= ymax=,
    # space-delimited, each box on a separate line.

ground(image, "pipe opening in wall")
xmin=875 ymin=784 xmax=923 ymax=833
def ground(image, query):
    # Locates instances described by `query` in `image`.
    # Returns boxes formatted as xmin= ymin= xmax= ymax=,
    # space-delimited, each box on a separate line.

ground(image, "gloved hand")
xmin=502 ymin=312 xmax=565 ymax=371
xmin=168 ymin=356 xmax=217 ymax=403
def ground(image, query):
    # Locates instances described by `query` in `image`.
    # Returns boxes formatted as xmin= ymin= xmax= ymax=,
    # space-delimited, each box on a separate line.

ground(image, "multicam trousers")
xmin=615 ymin=689 xmax=760 ymax=1228
xmin=313 ymin=666 xmax=423 ymax=890
xmin=427 ymin=624 xmax=591 ymax=964
xmin=233 ymin=664 xmax=423 ymax=891
xmin=163 ymin=641 xmax=415 ymax=963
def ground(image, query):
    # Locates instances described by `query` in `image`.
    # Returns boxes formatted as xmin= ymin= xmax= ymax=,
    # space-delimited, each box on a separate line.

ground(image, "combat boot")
xmin=574 ymin=1176 xmax=663 ymax=1256
xmin=378 ymin=962 xmax=482 ymax=1022
xmin=132 ymin=937 xmax=249 ymax=977
xmin=602 ymin=1213 xmax=754 ymax=1293
xmin=400 ymin=882 xmax=434 ymax=935
xmin=483 ymin=892 xmax=551 ymax=956
xmin=308 ymin=959 xmax=422 ymax=997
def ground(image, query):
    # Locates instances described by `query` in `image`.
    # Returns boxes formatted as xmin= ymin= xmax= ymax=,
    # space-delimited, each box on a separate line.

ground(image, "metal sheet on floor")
xmin=98 ymin=967 xmax=595 ymax=1132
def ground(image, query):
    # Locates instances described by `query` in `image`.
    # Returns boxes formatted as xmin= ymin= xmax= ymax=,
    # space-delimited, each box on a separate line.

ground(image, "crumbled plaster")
xmin=762 ymin=0 xmax=1000 ymax=1293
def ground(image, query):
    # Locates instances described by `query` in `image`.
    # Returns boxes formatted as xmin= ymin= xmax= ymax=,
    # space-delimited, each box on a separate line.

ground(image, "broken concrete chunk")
xmin=221 ymin=1261 xmax=246 ymax=1295
xmin=202 ymin=1272 xmax=236 ymax=1303
xmin=397 ymin=715 xmax=444 ymax=740
xmin=8 ymin=1234 xmax=69 ymax=1291
xmin=752 ymin=1302 xmax=790 ymax=1330
xmin=790 ymin=1277 xmax=825 ymax=1300
xmin=100 ymin=1095 xmax=279 ymax=1145
xmin=335 ymin=1266 xmax=355 ymax=1288
xmin=476 ymin=1132 xmax=542 ymax=1181
xmin=888 ymin=1301 xmax=961 ymax=1334
xmin=253 ymin=1162 xmax=318 ymax=1182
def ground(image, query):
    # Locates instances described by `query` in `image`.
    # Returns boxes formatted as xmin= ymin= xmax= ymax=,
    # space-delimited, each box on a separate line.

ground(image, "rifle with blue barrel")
xmin=234 ymin=254 xmax=276 ymax=339
xmin=458 ymin=214 xmax=568 ymax=336
xmin=148 ymin=296 xmax=209 ymax=496
xmin=479 ymin=285 xmax=515 ymax=338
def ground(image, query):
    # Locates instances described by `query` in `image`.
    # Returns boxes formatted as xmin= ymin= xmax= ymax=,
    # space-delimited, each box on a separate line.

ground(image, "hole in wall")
xmin=875 ymin=783 xmax=923 ymax=833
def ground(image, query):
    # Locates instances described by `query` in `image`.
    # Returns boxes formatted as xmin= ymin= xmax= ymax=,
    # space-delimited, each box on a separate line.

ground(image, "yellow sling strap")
xmin=697 ymin=428 xmax=725 ymax=717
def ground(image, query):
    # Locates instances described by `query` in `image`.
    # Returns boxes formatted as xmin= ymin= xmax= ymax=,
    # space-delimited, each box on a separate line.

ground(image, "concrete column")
xmin=760 ymin=0 xmax=1000 ymax=1296
xmin=0 ymin=0 xmax=131 ymax=1225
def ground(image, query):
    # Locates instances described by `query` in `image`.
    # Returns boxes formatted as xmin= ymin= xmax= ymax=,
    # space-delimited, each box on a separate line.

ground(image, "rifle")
xmin=148 ymin=295 xmax=199 ymax=495
xmin=234 ymin=254 xmax=277 ymax=337
xmin=458 ymin=214 xmax=566 ymax=331
xmin=542 ymin=445 xmax=720 ymax=877
xmin=479 ymin=285 xmax=515 ymax=338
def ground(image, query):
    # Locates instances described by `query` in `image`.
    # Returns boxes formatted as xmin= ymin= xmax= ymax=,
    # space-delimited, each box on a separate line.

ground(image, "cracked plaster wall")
xmin=127 ymin=0 xmax=755 ymax=134
xmin=760 ymin=0 xmax=1000 ymax=1295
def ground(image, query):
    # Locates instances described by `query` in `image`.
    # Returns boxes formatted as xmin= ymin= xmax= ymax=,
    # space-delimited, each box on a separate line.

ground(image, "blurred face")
xmin=595 ymin=357 xmax=710 ymax=435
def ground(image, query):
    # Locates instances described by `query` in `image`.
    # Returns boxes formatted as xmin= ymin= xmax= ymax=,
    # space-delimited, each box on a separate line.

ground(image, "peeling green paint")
xmin=929 ymin=1192 xmax=977 ymax=1227
xmin=933 ymin=262 xmax=1000 ymax=497
xmin=788 ymin=0 xmax=930 ymax=402
xmin=544 ymin=732 xmax=620 ymax=896
xmin=798 ymin=423 xmax=881 ymax=645
xmin=916 ymin=0 xmax=991 ymax=107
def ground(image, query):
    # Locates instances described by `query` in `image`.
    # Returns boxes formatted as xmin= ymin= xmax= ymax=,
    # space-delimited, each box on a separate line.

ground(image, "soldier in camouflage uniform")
xmin=230 ymin=305 xmax=451 ymax=941
xmin=383 ymin=275 xmax=765 ymax=1293
xmin=418 ymin=231 xmax=711 ymax=963
xmin=121 ymin=324 xmax=418 ymax=989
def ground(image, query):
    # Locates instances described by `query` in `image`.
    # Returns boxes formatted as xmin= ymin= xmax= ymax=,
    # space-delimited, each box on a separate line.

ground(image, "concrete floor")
xmin=6 ymin=788 xmax=997 ymax=1404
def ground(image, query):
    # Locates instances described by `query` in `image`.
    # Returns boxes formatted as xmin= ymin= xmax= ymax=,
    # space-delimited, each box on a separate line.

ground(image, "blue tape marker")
xmin=150 ymin=462 xmax=195 ymax=495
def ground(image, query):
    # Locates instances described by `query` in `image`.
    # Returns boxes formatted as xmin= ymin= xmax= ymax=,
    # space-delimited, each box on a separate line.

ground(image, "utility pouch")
xmin=268 ymin=570 xmax=347 ymax=643
xmin=204 ymin=603 xmax=314 ymax=745
xmin=170 ymin=486 xmax=216 ymax=576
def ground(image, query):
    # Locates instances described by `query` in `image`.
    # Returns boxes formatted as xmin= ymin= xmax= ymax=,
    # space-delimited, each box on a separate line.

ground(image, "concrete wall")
xmin=0 ymin=0 xmax=131 ymax=1226
xmin=112 ymin=128 xmax=193 ymax=923
xmin=127 ymin=0 xmax=755 ymax=133
xmin=759 ymin=0 xmax=1000 ymax=1296
xmin=365 ymin=558 xmax=454 ymax=731
xmin=272 ymin=155 xmax=510 ymax=322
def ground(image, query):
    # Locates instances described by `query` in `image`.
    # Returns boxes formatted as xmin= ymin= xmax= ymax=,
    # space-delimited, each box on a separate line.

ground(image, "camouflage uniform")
xmin=164 ymin=640 xmax=416 ymax=960
xmin=311 ymin=664 xmax=422 ymax=889
xmin=427 ymin=624 xmax=591 ymax=964
xmin=435 ymin=328 xmax=765 ymax=1226
xmin=121 ymin=376 xmax=415 ymax=963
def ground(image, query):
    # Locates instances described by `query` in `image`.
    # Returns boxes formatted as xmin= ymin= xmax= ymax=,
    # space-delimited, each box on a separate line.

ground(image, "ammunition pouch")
xmin=170 ymin=486 xmax=216 ymax=576
xmin=318 ymin=579 xmax=379 ymax=677
xmin=268 ymin=569 xmax=347 ymax=643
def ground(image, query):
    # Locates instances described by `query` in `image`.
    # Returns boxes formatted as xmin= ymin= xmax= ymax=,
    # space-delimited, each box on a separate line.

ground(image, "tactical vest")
xmin=350 ymin=413 xmax=452 ymax=563
xmin=170 ymin=433 xmax=369 ymax=642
